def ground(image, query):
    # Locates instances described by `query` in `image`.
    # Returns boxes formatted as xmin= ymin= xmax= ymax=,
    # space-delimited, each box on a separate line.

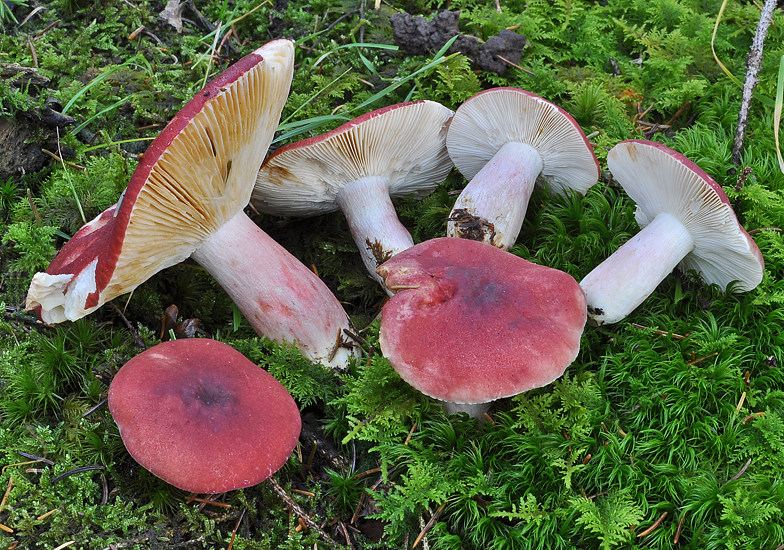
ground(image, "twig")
xmin=687 ymin=352 xmax=718 ymax=366
xmin=82 ymin=398 xmax=108 ymax=418
xmin=727 ymin=457 xmax=753 ymax=483
xmin=266 ymin=477 xmax=334 ymax=544
xmin=665 ymin=101 xmax=691 ymax=126
xmin=404 ymin=422 xmax=418 ymax=445
xmin=748 ymin=227 xmax=782 ymax=234
xmin=27 ymin=188 xmax=42 ymax=226
xmin=673 ymin=511 xmax=687 ymax=543
xmin=226 ymin=508 xmax=246 ymax=550
xmin=350 ymin=489 xmax=366 ymax=524
xmin=40 ymin=148 xmax=86 ymax=170
xmin=51 ymin=465 xmax=105 ymax=484
xmin=414 ymin=502 xmax=447 ymax=548
xmin=742 ymin=412 xmax=765 ymax=423
xmin=307 ymin=10 xmax=359 ymax=54
xmin=17 ymin=451 xmax=54 ymax=465
xmin=0 ymin=477 xmax=13 ymax=510
xmin=339 ymin=522 xmax=354 ymax=549
xmin=359 ymin=0 xmax=365 ymax=43
xmin=188 ymin=497 xmax=232 ymax=508
xmin=732 ymin=0 xmax=778 ymax=165
xmin=353 ymin=467 xmax=382 ymax=480
xmin=496 ymin=55 xmax=535 ymax=75
xmin=630 ymin=323 xmax=689 ymax=339
xmin=37 ymin=508 xmax=58 ymax=520
xmin=736 ymin=391 xmax=747 ymax=413
xmin=109 ymin=302 xmax=146 ymax=349
xmin=637 ymin=511 xmax=668 ymax=537
xmin=28 ymin=38 xmax=38 ymax=67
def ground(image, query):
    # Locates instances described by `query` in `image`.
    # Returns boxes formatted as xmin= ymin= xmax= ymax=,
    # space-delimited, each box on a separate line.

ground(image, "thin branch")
xmin=266 ymin=477 xmax=335 ymax=544
xmin=732 ymin=0 xmax=778 ymax=164
xmin=637 ymin=511 xmax=668 ymax=538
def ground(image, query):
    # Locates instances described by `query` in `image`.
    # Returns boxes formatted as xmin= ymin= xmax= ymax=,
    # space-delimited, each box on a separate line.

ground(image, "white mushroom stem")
xmin=190 ymin=211 xmax=355 ymax=369
xmin=335 ymin=175 xmax=415 ymax=287
xmin=447 ymin=141 xmax=544 ymax=250
xmin=579 ymin=212 xmax=695 ymax=326
xmin=441 ymin=401 xmax=491 ymax=419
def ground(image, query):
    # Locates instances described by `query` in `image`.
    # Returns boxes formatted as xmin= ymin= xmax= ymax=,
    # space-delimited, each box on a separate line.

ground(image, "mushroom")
xmin=445 ymin=87 xmax=600 ymax=250
xmin=25 ymin=40 xmax=357 ymax=369
xmin=252 ymin=100 xmax=454 ymax=287
xmin=580 ymin=140 xmax=765 ymax=326
xmin=108 ymin=338 xmax=301 ymax=494
xmin=376 ymin=237 xmax=587 ymax=417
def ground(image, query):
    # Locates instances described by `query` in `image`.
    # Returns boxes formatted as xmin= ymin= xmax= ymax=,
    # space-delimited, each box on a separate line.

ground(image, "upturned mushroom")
xmin=25 ymin=40 xmax=357 ymax=369
xmin=108 ymin=338 xmax=301 ymax=494
xmin=377 ymin=237 xmax=587 ymax=417
xmin=580 ymin=140 xmax=765 ymax=326
xmin=446 ymin=87 xmax=600 ymax=250
xmin=252 ymin=100 xmax=454 ymax=287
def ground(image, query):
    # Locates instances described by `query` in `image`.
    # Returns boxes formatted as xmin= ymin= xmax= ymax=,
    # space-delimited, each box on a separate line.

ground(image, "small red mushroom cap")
xmin=377 ymin=238 xmax=587 ymax=404
xmin=108 ymin=339 xmax=301 ymax=494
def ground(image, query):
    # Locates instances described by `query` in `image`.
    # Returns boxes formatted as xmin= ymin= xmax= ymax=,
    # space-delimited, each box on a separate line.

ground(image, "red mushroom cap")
xmin=377 ymin=238 xmax=587 ymax=404
xmin=108 ymin=339 xmax=301 ymax=494
xmin=26 ymin=40 xmax=294 ymax=323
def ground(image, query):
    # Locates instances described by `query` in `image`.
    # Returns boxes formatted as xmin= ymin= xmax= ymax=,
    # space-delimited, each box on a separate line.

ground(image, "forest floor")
xmin=1 ymin=0 xmax=784 ymax=549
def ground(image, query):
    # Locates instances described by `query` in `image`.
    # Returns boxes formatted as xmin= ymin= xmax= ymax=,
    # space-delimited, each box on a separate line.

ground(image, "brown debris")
xmin=446 ymin=208 xmax=497 ymax=244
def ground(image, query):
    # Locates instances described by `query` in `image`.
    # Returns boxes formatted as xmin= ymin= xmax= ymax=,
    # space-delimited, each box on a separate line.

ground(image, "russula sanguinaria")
xmin=108 ymin=339 xmax=301 ymax=494
xmin=376 ymin=237 xmax=587 ymax=417
xmin=25 ymin=40 xmax=357 ymax=369
xmin=580 ymin=140 xmax=765 ymax=326
xmin=446 ymin=87 xmax=600 ymax=250
xmin=253 ymin=100 xmax=454 ymax=287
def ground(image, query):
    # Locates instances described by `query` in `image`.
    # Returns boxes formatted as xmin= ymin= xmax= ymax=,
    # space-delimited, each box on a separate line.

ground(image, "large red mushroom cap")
xmin=26 ymin=39 xmax=295 ymax=323
xmin=108 ymin=339 xmax=301 ymax=494
xmin=377 ymin=238 xmax=587 ymax=405
xmin=22 ymin=41 xmax=357 ymax=370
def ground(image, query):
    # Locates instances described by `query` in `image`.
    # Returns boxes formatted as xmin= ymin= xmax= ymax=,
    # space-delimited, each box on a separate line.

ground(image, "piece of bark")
xmin=1 ymin=63 xmax=51 ymax=89
xmin=732 ymin=0 xmax=777 ymax=165
xmin=0 ymin=119 xmax=49 ymax=181
xmin=390 ymin=11 xmax=526 ymax=76
xmin=158 ymin=0 xmax=185 ymax=32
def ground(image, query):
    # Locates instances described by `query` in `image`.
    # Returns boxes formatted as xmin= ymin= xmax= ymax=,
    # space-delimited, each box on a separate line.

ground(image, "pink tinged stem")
xmin=190 ymin=211 xmax=355 ymax=369
xmin=579 ymin=212 xmax=695 ymax=326
xmin=447 ymin=141 xmax=543 ymax=250
xmin=335 ymin=176 xmax=415 ymax=287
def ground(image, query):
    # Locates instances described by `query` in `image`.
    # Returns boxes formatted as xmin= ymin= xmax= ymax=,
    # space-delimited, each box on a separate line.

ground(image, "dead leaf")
xmin=159 ymin=0 xmax=185 ymax=33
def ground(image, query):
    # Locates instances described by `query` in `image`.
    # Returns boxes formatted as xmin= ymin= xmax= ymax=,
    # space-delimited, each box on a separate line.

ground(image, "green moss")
xmin=1 ymin=0 xmax=784 ymax=547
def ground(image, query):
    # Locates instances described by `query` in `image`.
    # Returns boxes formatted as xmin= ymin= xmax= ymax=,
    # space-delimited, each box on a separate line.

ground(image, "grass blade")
xmin=69 ymin=95 xmax=133 ymax=137
xmin=775 ymin=55 xmax=784 ymax=174
xmin=61 ymin=56 xmax=142 ymax=115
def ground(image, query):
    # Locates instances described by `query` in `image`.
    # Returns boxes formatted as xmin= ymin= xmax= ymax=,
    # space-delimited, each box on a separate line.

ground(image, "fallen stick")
xmin=732 ymin=0 xmax=778 ymax=165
